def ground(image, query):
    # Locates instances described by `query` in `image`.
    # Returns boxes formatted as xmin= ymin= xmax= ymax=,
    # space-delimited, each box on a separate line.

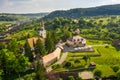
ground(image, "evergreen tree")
xmin=51 ymin=31 xmax=57 ymax=44
xmin=35 ymin=38 xmax=46 ymax=56
xmin=62 ymin=30 xmax=72 ymax=41
xmin=24 ymin=40 xmax=33 ymax=62
xmin=36 ymin=59 xmax=45 ymax=80
xmin=45 ymin=31 xmax=55 ymax=53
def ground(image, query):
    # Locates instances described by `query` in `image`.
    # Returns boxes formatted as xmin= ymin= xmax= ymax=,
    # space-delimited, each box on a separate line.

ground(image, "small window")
xmin=74 ymin=39 xmax=76 ymax=42
xmin=79 ymin=42 xmax=82 ymax=44
xmin=74 ymin=42 xmax=76 ymax=45
xmin=81 ymin=38 xmax=83 ymax=41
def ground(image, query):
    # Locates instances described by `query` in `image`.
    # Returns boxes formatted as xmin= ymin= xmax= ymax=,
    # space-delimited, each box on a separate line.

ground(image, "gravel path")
xmin=55 ymin=52 xmax=68 ymax=64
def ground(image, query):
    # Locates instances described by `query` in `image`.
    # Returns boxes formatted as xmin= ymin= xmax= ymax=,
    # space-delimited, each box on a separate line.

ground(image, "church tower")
xmin=39 ymin=20 xmax=46 ymax=38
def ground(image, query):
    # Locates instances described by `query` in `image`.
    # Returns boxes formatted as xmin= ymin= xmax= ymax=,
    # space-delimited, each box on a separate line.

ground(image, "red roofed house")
xmin=42 ymin=46 xmax=63 ymax=67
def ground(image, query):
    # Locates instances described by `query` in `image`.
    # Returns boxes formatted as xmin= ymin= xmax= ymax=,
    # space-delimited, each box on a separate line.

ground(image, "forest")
xmin=44 ymin=4 xmax=120 ymax=19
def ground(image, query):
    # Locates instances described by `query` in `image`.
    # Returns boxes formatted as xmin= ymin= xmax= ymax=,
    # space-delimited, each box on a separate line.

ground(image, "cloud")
xmin=101 ymin=0 xmax=120 ymax=5
xmin=111 ymin=0 xmax=120 ymax=3
xmin=0 ymin=0 xmax=120 ymax=13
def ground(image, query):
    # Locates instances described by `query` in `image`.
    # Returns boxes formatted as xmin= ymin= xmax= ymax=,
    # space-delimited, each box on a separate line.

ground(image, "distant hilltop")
xmin=43 ymin=4 xmax=120 ymax=19
xmin=0 ymin=13 xmax=49 ymax=17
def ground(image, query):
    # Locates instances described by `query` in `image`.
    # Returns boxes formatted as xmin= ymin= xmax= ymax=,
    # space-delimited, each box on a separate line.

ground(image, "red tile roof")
xmin=27 ymin=37 xmax=44 ymax=48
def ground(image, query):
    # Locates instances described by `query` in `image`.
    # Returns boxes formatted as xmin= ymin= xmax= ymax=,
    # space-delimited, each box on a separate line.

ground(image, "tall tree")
xmin=45 ymin=31 xmax=55 ymax=53
xmin=24 ymin=40 xmax=33 ymax=62
xmin=7 ymin=38 xmax=20 ymax=54
xmin=51 ymin=31 xmax=57 ymax=44
xmin=36 ymin=58 xmax=45 ymax=80
xmin=61 ymin=25 xmax=72 ymax=41
xmin=35 ymin=38 xmax=46 ymax=56
xmin=0 ymin=49 xmax=30 ymax=79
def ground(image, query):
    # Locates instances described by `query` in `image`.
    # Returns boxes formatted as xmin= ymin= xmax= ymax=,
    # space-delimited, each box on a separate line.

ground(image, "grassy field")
xmin=91 ymin=45 xmax=120 ymax=77
xmin=56 ymin=40 xmax=120 ymax=77
xmin=86 ymin=39 xmax=111 ymax=45
xmin=0 ymin=21 xmax=13 ymax=25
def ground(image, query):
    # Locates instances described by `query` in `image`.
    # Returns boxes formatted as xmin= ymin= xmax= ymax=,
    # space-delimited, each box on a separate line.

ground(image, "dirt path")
xmin=55 ymin=52 xmax=68 ymax=64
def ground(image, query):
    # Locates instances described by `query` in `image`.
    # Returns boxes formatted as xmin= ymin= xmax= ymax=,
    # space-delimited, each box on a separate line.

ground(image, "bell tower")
xmin=39 ymin=20 xmax=46 ymax=38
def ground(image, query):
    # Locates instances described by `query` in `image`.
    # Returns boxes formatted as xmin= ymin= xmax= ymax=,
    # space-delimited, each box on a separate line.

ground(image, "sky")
xmin=0 ymin=0 xmax=120 ymax=13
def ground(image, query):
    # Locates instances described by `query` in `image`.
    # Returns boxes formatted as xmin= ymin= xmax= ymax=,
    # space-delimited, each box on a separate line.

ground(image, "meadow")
xmin=53 ymin=40 xmax=120 ymax=77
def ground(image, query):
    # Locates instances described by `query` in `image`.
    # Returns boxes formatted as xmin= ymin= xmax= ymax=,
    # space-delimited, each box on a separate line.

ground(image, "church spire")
xmin=41 ymin=20 xmax=44 ymax=27
xmin=39 ymin=20 xmax=46 ymax=38
xmin=40 ymin=20 xmax=45 ymax=30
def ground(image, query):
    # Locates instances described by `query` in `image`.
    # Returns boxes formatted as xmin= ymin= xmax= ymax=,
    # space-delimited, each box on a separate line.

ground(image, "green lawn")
xmin=86 ymin=39 xmax=111 ymax=45
xmin=63 ymin=40 xmax=120 ymax=77
xmin=90 ymin=45 xmax=120 ymax=77
xmin=95 ymin=64 xmax=115 ymax=77
xmin=91 ymin=46 xmax=120 ymax=65
xmin=52 ymin=39 xmax=120 ymax=77
xmin=67 ymin=45 xmax=120 ymax=77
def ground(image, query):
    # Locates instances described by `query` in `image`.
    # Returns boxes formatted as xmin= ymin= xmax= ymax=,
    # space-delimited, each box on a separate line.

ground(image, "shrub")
xmin=105 ymin=45 xmax=109 ymax=48
xmin=76 ymin=77 xmax=82 ymax=80
xmin=52 ymin=64 xmax=62 ymax=69
xmin=91 ymin=78 xmax=96 ymax=80
xmin=94 ymin=69 xmax=102 ymax=77
xmin=111 ymin=65 xmax=119 ymax=72
xmin=68 ymin=76 xmax=75 ymax=80
xmin=58 ymin=78 xmax=63 ymax=80
xmin=74 ymin=59 xmax=80 ymax=63
xmin=23 ymin=74 xmax=34 ymax=80
xmin=116 ymin=70 xmax=120 ymax=80
xmin=64 ymin=61 xmax=72 ymax=68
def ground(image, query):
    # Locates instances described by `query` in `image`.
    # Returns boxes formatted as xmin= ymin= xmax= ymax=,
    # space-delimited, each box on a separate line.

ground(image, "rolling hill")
xmin=43 ymin=4 xmax=120 ymax=19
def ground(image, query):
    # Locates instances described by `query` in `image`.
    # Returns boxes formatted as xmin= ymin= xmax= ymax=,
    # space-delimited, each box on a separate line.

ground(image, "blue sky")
xmin=0 ymin=0 xmax=120 ymax=13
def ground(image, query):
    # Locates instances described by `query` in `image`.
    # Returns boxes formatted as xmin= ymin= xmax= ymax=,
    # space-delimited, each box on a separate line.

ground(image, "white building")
xmin=66 ymin=36 xmax=86 ymax=47
xmin=39 ymin=20 xmax=46 ymax=38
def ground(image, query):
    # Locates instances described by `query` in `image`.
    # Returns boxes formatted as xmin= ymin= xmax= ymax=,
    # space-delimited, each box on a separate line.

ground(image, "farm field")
xmin=0 ymin=21 xmax=13 ymax=25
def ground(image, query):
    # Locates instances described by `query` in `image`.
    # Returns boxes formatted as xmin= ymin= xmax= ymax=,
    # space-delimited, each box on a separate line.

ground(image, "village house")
xmin=28 ymin=37 xmax=44 ymax=51
xmin=66 ymin=35 xmax=86 ymax=47
xmin=42 ymin=45 xmax=63 ymax=67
